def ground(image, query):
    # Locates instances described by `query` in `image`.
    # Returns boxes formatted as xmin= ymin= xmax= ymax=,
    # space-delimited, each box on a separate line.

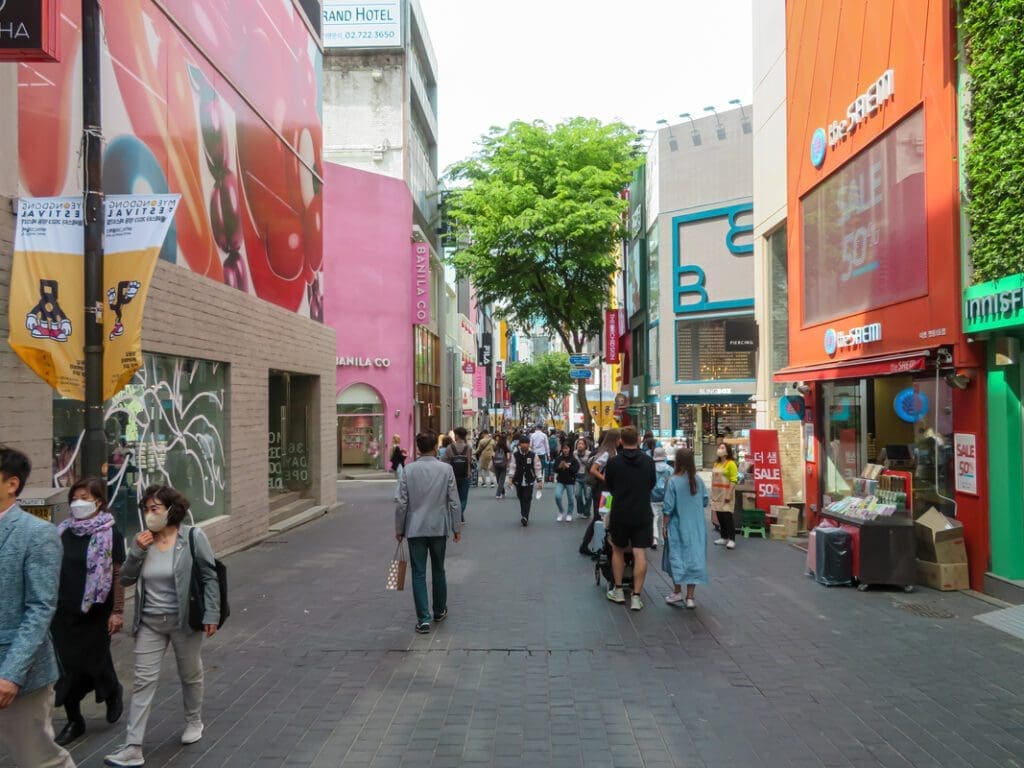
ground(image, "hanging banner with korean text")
xmin=605 ymin=309 xmax=619 ymax=363
xmin=8 ymin=194 xmax=180 ymax=401
xmin=750 ymin=429 xmax=783 ymax=512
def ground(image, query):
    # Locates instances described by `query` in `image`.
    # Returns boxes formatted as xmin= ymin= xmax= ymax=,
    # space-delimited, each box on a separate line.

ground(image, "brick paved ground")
xmin=5 ymin=480 xmax=1024 ymax=768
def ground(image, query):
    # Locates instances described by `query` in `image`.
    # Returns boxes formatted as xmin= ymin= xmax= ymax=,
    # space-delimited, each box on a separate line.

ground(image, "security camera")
xmin=943 ymin=372 xmax=971 ymax=390
xmin=795 ymin=382 xmax=812 ymax=396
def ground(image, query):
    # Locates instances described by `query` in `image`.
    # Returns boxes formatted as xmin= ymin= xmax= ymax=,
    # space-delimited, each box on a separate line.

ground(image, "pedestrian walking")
xmin=649 ymin=446 xmax=673 ymax=550
xmin=529 ymin=424 xmax=550 ymax=482
xmin=438 ymin=435 xmax=452 ymax=460
xmin=711 ymin=442 xmax=739 ymax=549
xmin=0 ymin=446 xmax=77 ymax=768
xmin=602 ymin=427 xmax=656 ymax=611
xmin=491 ymin=434 xmax=510 ymax=499
xmin=552 ymin=442 xmax=579 ymax=522
xmin=442 ymin=427 xmax=474 ymax=523
xmin=573 ymin=438 xmax=592 ymax=519
xmin=641 ymin=431 xmax=659 ymax=458
xmin=52 ymin=478 xmax=126 ymax=748
xmin=546 ymin=430 xmax=560 ymax=482
xmin=474 ymin=429 xmax=496 ymax=487
xmin=507 ymin=435 xmax=543 ymax=527
xmin=578 ymin=428 xmax=620 ymax=555
xmin=395 ymin=432 xmax=461 ymax=635
xmin=662 ymin=448 xmax=709 ymax=609
xmin=389 ymin=435 xmax=407 ymax=473
xmin=104 ymin=485 xmax=220 ymax=768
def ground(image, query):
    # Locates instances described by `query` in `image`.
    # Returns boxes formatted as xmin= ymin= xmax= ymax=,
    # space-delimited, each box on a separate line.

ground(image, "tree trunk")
xmin=577 ymin=378 xmax=592 ymax=435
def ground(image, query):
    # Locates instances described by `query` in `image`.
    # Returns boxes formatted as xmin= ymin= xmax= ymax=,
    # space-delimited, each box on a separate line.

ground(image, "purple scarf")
xmin=57 ymin=512 xmax=115 ymax=613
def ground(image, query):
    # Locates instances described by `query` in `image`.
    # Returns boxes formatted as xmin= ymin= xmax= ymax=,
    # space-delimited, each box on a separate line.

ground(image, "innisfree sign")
xmin=963 ymin=273 xmax=1024 ymax=334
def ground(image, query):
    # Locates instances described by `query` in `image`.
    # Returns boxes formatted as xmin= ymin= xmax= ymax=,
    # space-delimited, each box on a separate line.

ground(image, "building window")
xmin=415 ymin=327 xmax=440 ymax=385
xmin=675 ymin=318 xmax=756 ymax=381
xmin=647 ymin=223 xmax=660 ymax=319
xmin=631 ymin=326 xmax=645 ymax=378
xmin=648 ymin=324 xmax=660 ymax=385
xmin=769 ymin=225 xmax=789 ymax=374
xmin=53 ymin=354 xmax=229 ymax=537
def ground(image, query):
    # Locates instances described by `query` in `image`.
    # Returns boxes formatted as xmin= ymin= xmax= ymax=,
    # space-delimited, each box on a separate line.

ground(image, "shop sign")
xmin=0 ymin=0 xmax=60 ymax=62
xmin=322 ymin=1 xmax=401 ymax=49
xmin=824 ymin=322 xmax=882 ymax=357
xmin=725 ymin=317 xmax=758 ymax=351
xmin=698 ymin=386 xmax=733 ymax=395
xmin=673 ymin=203 xmax=754 ymax=315
xmin=810 ymin=127 xmax=827 ymax=168
xmin=337 ymin=356 xmax=391 ymax=368
xmin=893 ymin=387 xmax=929 ymax=423
xmin=750 ymin=429 xmax=783 ymax=512
xmin=473 ymin=365 xmax=486 ymax=398
xmin=411 ymin=243 xmax=430 ymax=325
xmin=954 ymin=433 xmax=978 ymax=496
xmin=478 ymin=332 xmax=492 ymax=368
xmin=462 ymin=360 xmax=475 ymax=375
xmin=826 ymin=69 xmax=895 ymax=149
xmin=778 ymin=396 xmax=805 ymax=421
xmin=963 ymin=273 xmax=1024 ymax=334
xmin=605 ymin=309 xmax=619 ymax=363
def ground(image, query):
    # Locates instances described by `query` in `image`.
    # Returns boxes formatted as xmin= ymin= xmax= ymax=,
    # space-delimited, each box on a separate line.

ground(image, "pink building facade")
xmin=325 ymin=163 xmax=415 ymax=468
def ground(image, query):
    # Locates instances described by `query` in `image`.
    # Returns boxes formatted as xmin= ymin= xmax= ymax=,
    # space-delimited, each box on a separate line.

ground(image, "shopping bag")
xmin=598 ymin=491 xmax=613 ymax=517
xmin=386 ymin=542 xmax=407 ymax=591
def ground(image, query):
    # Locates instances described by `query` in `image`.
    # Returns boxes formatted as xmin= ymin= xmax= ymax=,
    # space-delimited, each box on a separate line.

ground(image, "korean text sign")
xmin=750 ymin=429 xmax=783 ymax=512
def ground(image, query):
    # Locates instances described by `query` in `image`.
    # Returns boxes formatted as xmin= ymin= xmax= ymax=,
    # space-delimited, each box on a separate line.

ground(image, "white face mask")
xmin=70 ymin=500 xmax=97 ymax=520
xmin=145 ymin=511 xmax=169 ymax=532
xmin=717 ymin=448 xmax=727 ymax=458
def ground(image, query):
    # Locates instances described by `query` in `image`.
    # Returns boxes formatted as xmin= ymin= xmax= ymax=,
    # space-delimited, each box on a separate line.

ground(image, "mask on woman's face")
xmin=717 ymin=448 xmax=727 ymax=458
xmin=70 ymin=500 xmax=97 ymax=520
xmin=145 ymin=510 xmax=169 ymax=532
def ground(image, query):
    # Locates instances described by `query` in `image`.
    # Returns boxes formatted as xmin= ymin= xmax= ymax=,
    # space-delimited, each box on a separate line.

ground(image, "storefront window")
xmin=823 ymin=382 xmax=865 ymax=500
xmin=337 ymin=384 xmax=384 ymax=468
xmin=415 ymin=327 xmax=441 ymax=385
xmin=53 ymin=354 xmax=228 ymax=538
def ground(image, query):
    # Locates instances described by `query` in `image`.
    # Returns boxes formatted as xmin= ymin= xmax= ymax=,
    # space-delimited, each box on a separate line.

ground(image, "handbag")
xmin=386 ymin=541 xmax=407 ymax=591
xmin=188 ymin=528 xmax=230 ymax=631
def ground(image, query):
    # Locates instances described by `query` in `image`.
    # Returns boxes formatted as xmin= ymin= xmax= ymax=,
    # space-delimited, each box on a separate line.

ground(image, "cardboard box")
xmin=742 ymin=492 xmax=757 ymax=511
xmin=915 ymin=507 xmax=968 ymax=564
xmin=915 ymin=559 xmax=969 ymax=591
xmin=770 ymin=525 xmax=790 ymax=540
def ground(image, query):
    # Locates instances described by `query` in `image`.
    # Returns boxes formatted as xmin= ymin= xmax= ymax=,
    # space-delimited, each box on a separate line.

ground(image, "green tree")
xmin=445 ymin=118 xmax=641 ymax=432
xmin=505 ymin=352 xmax=573 ymax=427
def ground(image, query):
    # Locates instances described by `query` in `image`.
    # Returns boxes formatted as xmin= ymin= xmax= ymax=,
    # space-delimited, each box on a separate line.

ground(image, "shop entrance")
xmin=269 ymin=371 xmax=315 ymax=494
xmin=675 ymin=401 xmax=756 ymax=467
xmin=338 ymin=384 xmax=385 ymax=468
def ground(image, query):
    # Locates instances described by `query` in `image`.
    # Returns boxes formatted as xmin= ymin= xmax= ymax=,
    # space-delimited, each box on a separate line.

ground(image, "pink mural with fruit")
xmin=17 ymin=0 xmax=324 ymax=319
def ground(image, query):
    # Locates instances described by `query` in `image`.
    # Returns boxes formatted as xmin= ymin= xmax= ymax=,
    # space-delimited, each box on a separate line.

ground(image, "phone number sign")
xmin=323 ymin=1 xmax=402 ymax=48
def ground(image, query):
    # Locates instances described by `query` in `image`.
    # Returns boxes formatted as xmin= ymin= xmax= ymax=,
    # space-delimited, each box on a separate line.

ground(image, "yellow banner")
xmin=8 ymin=195 xmax=180 ymax=401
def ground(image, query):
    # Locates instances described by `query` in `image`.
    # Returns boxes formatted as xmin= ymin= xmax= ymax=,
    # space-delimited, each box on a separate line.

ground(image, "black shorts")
xmin=608 ymin=519 xmax=653 ymax=549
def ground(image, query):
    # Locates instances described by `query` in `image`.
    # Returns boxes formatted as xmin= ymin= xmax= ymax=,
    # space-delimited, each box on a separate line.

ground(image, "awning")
xmin=773 ymin=351 xmax=931 ymax=383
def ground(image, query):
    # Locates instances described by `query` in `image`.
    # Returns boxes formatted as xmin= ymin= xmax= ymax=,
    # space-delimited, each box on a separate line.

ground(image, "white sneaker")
xmin=714 ymin=538 xmax=727 ymax=546
xmin=181 ymin=721 xmax=204 ymax=745
xmin=726 ymin=540 xmax=736 ymax=550
xmin=104 ymin=744 xmax=145 ymax=766
xmin=557 ymin=514 xmax=564 ymax=522
xmin=665 ymin=592 xmax=685 ymax=606
xmin=606 ymin=587 xmax=626 ymax=604
xmin=630 ymin=594 xmax=644 ymax=611
xmin=685 ymin=598 xmax=696 ymax=609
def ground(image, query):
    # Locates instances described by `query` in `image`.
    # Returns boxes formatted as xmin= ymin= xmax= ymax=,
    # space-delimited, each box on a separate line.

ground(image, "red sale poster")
xmin=750 ymin=429 xmax=783 ymax=512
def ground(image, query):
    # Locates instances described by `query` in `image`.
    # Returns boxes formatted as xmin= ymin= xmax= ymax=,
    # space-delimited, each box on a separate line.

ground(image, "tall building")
xmin=1 ymin=2 xmax=336 ymax=552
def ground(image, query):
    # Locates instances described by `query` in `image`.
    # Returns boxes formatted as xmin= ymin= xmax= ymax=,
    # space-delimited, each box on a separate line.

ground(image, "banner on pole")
xmin=8 ymin=194 xmax=180 ymax=400
xmin=605 ymin=309 xmax=619 ymax=363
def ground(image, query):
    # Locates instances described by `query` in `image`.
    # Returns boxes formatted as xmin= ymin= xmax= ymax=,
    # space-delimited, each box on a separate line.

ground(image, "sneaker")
xmin=181 ymin=721 xmax=204 ymax=745
xmin=630 ymin=594 xmax=644 ymax=611
xmin=521 ymin=516 xmax=528 ymax=527
xmin=665 ymin=592 xmax=685 ymax=606
xmin=606 ymin=587 xmax=626 ymax=604
xmin=415 ymin=621 xmax=431 ymax=634
xmin=435 ymin=608 xmax=448 ymax=623
xmin=726 ymin=540 xmax=736 ymax=550
xmin=104 ymin=744 xmax=145 ymax=767
xmin=714 ymin=538 xmax=727 ymax=546
xmin=685 ymin=598 xmax=696 ymax=609
xmin=557 ymin=514 xmax=564 ymax=522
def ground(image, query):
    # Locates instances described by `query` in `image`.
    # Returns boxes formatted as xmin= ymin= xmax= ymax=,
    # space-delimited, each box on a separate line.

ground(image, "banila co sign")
xmin=336 ymin=356 xmax=391 ymax=368
xmin=824 ymin=323 xmax=882 ymax=357
xmin=0 ymin=0 xmax=61 ymax=61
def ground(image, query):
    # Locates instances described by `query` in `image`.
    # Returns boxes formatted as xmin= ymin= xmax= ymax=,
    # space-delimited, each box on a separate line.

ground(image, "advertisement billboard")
xmin=323 ymin=1 xmax=402 ymax=49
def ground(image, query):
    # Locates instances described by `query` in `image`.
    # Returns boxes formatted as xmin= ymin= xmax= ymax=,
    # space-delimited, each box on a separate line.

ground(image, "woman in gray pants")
xmin=104 ymin=486 xmax=220 ymax=768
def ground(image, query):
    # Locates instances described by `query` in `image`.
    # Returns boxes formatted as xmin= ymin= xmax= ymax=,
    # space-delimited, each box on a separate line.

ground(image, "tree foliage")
xmin=505 ymin=352 xmax=573 ymax=426
xmin=445 ymin=117 xmax=640 ymax=429
xmin=962 ymin=0 xmax=1024 ymax=282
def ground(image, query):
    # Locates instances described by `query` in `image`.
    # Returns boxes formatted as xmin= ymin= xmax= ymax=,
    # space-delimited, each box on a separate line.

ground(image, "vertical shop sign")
xmin=473 ymin=365 xmax=486 ymax=398
xmin=0 ymin=0 xmax=61 ymax=62
xmin=478 ymin=332 xmax=492 ymax=370
xmin=750 ymin=429 xmax=783 ymax=512
xmin=412 ymin=243 xmax=430 ymax=324
xmin=954 ymin=433 xmax=978 ymax=495
xmin=605 ymin=309 xmax=619 ymax=363
xmin=8 ymin=194 xmax=180 ymax=401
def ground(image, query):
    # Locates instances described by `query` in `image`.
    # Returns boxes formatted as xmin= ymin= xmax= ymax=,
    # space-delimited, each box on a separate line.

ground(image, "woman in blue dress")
xmin=661 ymin=448 xmax=709 ymax=609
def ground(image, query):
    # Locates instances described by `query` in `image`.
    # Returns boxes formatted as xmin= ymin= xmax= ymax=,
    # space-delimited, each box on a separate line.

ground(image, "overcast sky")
xmin=415 ymin=0 xmax=754 ymax=173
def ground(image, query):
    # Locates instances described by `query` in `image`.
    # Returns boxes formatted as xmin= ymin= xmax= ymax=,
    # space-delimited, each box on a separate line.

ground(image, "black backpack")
xmin=187 ymin=528 xmax=229 ymax=631
xmin=492 ymin=446 xmax=507 ymax=468
xmin=449 ymin=443 xmax=470 ymax=479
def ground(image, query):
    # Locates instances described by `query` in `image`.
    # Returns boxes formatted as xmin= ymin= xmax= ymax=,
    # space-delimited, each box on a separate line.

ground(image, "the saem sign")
xmin=828 ymin=69 xmax=895 ymax=149
xmin=412 ymin=243 xmax=430 ymax=325
xmin=0 ymin=0 xmax=60 ymax=62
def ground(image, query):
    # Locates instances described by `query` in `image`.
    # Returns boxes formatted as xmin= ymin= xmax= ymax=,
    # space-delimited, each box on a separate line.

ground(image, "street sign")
xmin=569 ymin=368 xmax=593 ymax=380
xmin=568 ymin=354 xmax=591 ymax=366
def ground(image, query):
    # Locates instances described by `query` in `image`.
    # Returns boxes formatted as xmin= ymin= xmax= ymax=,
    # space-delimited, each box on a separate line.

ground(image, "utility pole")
xmin=81 ymin=0 xmax=106 ymax=477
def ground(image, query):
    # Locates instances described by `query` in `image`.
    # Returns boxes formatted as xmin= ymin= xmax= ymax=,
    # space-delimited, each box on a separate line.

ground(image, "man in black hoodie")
xmin=602 ymin=426 xmax=656 ymax=610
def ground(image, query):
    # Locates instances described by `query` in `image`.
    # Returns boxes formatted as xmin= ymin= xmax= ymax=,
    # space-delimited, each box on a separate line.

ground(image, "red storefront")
xmin=777 ymin=2 xmax=988 ymax=589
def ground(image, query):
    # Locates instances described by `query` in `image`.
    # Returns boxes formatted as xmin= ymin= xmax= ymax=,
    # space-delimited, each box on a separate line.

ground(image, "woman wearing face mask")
xmin=51 ymin=478 xmax=126 ymax=746
xmin=711 ymin=442 xmax=739 ymax=549
xmin=104 ymin=486 xmax=220 ymax=768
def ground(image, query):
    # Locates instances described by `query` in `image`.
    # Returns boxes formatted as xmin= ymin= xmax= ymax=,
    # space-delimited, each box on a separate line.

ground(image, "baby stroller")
xmin=590 ymin=516 xmax=635 ymax=590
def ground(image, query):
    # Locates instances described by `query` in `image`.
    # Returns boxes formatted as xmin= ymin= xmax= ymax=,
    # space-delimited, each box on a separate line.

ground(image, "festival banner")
xmin=750 ymin=429 xmax=783 ymax=513
xmin=9 ymin=194 xmax=180 ymax=400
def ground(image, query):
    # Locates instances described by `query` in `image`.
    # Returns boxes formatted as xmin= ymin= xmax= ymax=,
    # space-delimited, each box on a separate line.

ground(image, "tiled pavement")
xmin=5 ymin=480 xmax=1024 ymax=768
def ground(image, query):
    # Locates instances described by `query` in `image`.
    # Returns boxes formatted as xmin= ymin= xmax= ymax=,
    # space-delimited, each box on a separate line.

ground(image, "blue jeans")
xmin=575 ymin=478 xmax=592 ymax=517
xmin=407 ymin=536 xmax=447 ymax=624
xmin=456 ymin=477 xmax=470 ymax=521
xmin=555 ymin=482 xmax=573 ymax=516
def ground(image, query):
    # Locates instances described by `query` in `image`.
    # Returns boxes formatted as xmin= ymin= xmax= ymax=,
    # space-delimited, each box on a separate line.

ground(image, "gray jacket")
xmin=396 ymin=456 xmax=461 ymax=538
xmin=0 ymin=506 xmax=62 ymax=695
xmin=121 ymin=523 xmax=220 ymax=635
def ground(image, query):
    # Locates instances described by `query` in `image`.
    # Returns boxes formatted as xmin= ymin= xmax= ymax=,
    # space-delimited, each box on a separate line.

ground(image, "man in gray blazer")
xmin=396 ymin=432 xmax=462 ymax=635
xmin=0 ymin=446 xmax=76 ymax=767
